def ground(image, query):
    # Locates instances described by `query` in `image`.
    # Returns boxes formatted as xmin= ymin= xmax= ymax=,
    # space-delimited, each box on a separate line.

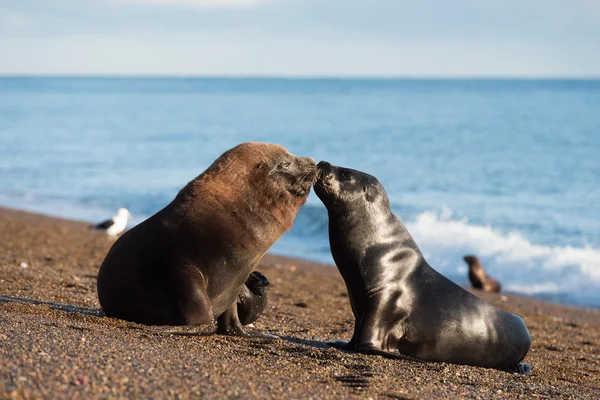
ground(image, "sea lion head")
xmin=179 ymin=142 xmax=317 ymax=230
xmin=314 ymin=161 xmax=388 ymax=214
xmin=463 ymin=255 xmax=482 ymax=271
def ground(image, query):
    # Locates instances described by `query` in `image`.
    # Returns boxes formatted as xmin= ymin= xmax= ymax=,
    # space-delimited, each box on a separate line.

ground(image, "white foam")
xmin=503 ymin=282 xmax=560 ymax=296
xmin=405 ymin=210 xmax=600 ymax=301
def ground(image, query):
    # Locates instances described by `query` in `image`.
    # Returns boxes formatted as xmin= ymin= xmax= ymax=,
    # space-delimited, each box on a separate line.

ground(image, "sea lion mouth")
xmin=314 ymin=161 xmax=334 ymax=193
xmin=288 ymin=162 xmax=318 ymax=197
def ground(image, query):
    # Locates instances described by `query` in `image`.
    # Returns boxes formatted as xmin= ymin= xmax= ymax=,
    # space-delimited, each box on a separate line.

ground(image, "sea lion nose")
xmin=316 ymin=161 xmax=331 ymax=179
xmin=317 ymin=161 xmax=331 ymax=170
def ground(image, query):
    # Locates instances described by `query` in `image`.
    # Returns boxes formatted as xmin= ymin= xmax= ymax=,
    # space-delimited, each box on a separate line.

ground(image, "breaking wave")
xmin=278 ymin=204 xmax=600 ymax=307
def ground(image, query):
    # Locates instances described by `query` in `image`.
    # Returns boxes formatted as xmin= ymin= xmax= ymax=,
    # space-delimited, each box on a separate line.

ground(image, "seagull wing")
xmin=90 ymin=218 xmax=115 ymax=230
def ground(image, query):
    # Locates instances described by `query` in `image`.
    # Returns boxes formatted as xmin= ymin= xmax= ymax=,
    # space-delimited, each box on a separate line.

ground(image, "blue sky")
xmin=1 ymin=0 xmax=599 ymax=76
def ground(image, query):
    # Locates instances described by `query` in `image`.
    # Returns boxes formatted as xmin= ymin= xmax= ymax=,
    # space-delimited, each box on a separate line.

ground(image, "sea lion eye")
xmin=281 ymin=162 xmax=291 ymax=169
xmin=341 ymin=171 xmax=352 ymax=181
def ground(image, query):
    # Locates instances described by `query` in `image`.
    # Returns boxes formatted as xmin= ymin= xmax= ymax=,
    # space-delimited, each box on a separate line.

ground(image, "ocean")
xmin=1 ymin=77 xmax=599 ymax=308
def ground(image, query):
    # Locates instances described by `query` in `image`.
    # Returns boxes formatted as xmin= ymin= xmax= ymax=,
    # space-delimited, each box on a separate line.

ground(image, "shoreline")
xmin=2 ymin=202 xmax=598 ymax=311
xmin=1 ymin=207 xmax=599 ymax=398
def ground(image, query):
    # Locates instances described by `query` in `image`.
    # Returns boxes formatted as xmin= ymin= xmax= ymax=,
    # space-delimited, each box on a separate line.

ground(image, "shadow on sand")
xmin=0 ymin=294 xmax=105 ymax=317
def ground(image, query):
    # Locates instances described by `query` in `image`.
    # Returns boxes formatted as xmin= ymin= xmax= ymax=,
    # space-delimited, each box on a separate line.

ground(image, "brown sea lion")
xmin=97 ymin=142 xmax=317 ymax=337
xmin=464 ymin=255 xmax=502 ymax=293
xmin=314 ymin=161 xmax=531 ymax=373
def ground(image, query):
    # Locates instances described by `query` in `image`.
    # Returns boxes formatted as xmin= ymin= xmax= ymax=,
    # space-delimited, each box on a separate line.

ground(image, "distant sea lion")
xmin=464 ymin=255 xmax=501 ymax=293
xmin=97 ymin=142 xmax=317 ymax=337
xmin=314 ymin=161 xmax=531 ymax=372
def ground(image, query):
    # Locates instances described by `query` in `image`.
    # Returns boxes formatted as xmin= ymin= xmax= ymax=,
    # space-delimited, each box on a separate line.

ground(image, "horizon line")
xmin=0 ymin=74 xmax=599 ymax=80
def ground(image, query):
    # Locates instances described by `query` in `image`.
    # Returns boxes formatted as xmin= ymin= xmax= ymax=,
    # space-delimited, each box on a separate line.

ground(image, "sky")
xmin=0 ymin=0 xmax=599 ymax=77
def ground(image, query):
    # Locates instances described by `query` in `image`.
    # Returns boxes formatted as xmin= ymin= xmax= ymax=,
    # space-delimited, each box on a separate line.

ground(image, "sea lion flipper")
xmin=177 ymin=267 xmax=215 ymax=326
xmin=326 ymin=340 xmax=408 ymax=360
xmin=247 ymin=271 xmax=270 ymax=290
xmin=326 ymin=340 xmax=352 ymax=349
xmin=327 ymin=292 xmax=405 ymax=354
xmin=237 ymin=273 xmax=269 ymax=325
xmin=505 ymin=362 xmax=533 ymax=375
xmin=353 ymin=292 xmax=406 ymax=353
xmin=217 ymin=302 xmax=278 ymax=339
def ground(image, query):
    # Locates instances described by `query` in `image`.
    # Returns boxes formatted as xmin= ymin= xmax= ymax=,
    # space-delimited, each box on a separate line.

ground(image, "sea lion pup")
xmin=97 ymin=143 xmax=317 ymax=337
xmin=464 ymin=255 xmax=502 ymax=293
xmin=314 ymin=161 xmax=531 ymax=373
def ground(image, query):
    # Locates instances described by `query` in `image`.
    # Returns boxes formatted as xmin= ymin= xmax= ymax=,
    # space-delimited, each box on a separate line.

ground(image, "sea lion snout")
xmin=464 ymin=255 xmax=476 ymax=264
xmin=267 ymin=152 xmax=317 ymax=198
xmin=317 ymin=160 xmax=331 ymax=170
xmin=316 ymin=161 xmax=333 ymax=182
xmin=288 ymin=155 xmax=318 ymax=196
xmin=299 ymin=156 xmax=318 ymax=181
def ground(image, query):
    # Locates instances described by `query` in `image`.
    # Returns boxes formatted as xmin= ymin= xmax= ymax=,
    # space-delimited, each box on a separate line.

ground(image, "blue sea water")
xmin=1 ymin=77 xmax=599 ymax=308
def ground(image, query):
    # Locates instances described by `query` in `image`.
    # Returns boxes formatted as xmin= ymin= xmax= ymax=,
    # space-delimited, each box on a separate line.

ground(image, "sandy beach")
xmin=1 ymin=207 xmax=599 ymax=399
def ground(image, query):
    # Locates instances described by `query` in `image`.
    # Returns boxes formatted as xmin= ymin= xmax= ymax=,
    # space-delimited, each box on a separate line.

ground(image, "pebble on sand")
xmin=74 ymin=374 xmax=89 ymax=387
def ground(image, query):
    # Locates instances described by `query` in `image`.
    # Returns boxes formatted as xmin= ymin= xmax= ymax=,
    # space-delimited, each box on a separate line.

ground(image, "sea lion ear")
xmin=364 ymin=186 xmax=376 ymax=202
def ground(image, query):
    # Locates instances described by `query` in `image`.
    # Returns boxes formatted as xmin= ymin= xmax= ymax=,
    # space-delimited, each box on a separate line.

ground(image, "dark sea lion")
xmin=464 ymin=255 xmax=502 ymax=293
xmin=97 ymin=142 xmax=317 ymax=337
xmin=314 ymin=161 xmax=531 ymax=373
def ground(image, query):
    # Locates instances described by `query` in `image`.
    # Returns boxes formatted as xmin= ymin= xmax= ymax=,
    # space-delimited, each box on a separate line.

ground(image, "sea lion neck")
xmin=467 ymin=258 xmax=487 ymax=279
xmin=169 ymin=169 xmax=296 ymax=246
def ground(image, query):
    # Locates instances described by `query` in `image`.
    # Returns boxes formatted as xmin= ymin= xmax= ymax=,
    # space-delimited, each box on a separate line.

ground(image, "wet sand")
xmin=1 ymin=207 xmax=599 ymax=399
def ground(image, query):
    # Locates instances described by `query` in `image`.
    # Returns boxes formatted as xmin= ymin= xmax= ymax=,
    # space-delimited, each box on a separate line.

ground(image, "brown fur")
xmin=464 ymin=255 xmax=501 ymax=293
xmin=97 ymin=142 xmax=317 ymax=333
xmin=171 ymin=143 xmax=308 ymax=248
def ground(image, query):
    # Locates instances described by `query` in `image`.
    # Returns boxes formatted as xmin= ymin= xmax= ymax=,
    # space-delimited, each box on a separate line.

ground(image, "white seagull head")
xmin=117 ymin=208 xmax=131 ymax=219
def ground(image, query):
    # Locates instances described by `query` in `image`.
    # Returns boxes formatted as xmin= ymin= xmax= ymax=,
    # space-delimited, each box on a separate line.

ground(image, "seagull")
xmin=90 ymin=208 xmax=131 ymax=237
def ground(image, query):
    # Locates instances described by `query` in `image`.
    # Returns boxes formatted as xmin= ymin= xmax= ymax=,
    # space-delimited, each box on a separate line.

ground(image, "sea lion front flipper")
xmin=217 ymin=302 xmax=278 ymax=339
xmin=237 ymin=271 xmax=269 ymax=325
xmin=353 ymin=291 xmax=406 ymax=354
xmin=326 ymin=339 xmax=409 ymax=360
xmin=326 ymin=325 xmax=358 ymax=349
xmin=504 ymin=362 xmax=533 ymax=375
xmin=326 ymin=340 xmax=352 ymax=349
xmin=245 ymin=271 xmax=270 ymax=296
